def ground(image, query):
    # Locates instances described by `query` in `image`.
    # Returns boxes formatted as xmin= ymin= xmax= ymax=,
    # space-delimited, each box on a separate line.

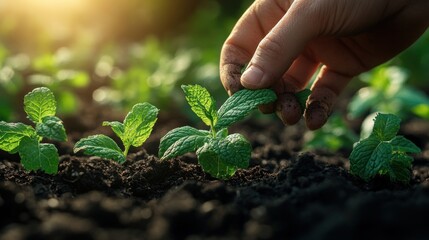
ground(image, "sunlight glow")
xmin=24 ymin=0 xmax=87 ymax=11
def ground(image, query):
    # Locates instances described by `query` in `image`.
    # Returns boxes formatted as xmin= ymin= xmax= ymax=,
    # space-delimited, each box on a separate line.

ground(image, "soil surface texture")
xmin=1 ymin=107 xmax=429 ymax=240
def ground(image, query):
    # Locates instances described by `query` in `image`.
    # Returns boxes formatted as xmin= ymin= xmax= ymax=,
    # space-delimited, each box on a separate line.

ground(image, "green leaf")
xmin=350 ymin=137 xmax=392 ymax=181
xmin=36 ymin=116 xmax=67 ymax=141
xmin=0 ymin=122 xmax=35 ymax=152
xmin=215 ymin=88 xmax=277 ymax=130
xmin=215 ymin=128 xmax=228 ymax=139
xmin=350 ymin=113 xmax=420 ymax=183
xmin=347 ymin=88 xmax=379 ymax=118
xmin=182 ymin=85 xmax=218 ymax=127
xmin=18 ymin=137 xmax=59 ymax=174
xmin=389 ymin=136 xmax=421 ymax=153
xmin=196 ymin=133 xmax=251 ymax=179
xmin=103 ymin=121 xmax=125 ymax=139
xmin=295 ymin=89 xmax=311 ymax=110
xmin=159 ymin=126 xmax=210 ymax=160
xmin=74 ymin=135 xmax=126 ymax=163
xmin=388 ymin=153 xmax=413 ymax=183
xmin=24 ymin=87 xmax=56 ymax=123
xmin=371 ymin=113 xmax=401 ymax=141
xmin=122 ymin=103 xmax=159 ymax=148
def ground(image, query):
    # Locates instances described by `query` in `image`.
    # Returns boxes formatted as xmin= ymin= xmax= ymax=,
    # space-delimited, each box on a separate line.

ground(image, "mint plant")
xmin=159 ymin=84 xmax=277 ymax=179
xmin=74 ymin=103 xmax=158 ymax=163
xmin=348 ymin=65 xmax=429 ymax=120
xmin=0 ymin=87 xmax=67 ymax=174
xmin=349 ymin=113 xmax=421 ymax=183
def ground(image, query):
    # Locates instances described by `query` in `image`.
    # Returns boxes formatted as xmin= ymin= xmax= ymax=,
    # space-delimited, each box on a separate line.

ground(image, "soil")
xmin=1 ymin=105 xmax=429 ymax=240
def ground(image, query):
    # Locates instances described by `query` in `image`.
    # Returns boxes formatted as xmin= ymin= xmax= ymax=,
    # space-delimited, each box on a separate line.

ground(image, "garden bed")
xmin=1 ymin=105 xmax=429 ymax=240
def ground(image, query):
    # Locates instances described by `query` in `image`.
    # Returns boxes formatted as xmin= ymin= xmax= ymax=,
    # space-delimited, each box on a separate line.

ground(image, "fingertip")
xmin=304 ymin=102 xmax=329 ymax=130
xmin=276 ymin=93 xmax=302 ymax=125
xmin=241 ymin=65 xmax=268 ymax=89
xmin=304 ymin=84 xmax=338 ymax=130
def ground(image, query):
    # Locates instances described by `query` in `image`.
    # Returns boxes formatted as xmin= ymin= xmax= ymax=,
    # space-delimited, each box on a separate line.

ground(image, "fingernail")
xmin=241 ymin=65 xmax=264 ymax=87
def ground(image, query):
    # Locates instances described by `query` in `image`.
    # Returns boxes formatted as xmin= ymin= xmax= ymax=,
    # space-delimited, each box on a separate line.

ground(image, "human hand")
xmin=220 ymin=0 xmax=429 ymax=130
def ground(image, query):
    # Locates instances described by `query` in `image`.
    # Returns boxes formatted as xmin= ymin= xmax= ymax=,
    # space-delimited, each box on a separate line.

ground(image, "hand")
xmin=220 ymin=0 xmax=429 ymax=130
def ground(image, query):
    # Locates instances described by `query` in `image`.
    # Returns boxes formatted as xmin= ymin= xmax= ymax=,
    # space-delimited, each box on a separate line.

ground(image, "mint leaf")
xmin=215 ymin=89 xmax=276 ymax=130
xmin=371 ymin=113 xmax=400 ymax=141
xmin=0 ymin=122 xmax=35 ymax=152
xmin=122 ymin=103 xmax=159 ymax=148
xmin=76 ymin=102 xmax=158 ymax=163
xmin=215 ymin=128 xmax=228 ymax=139
xmin=295 ymin=89 xmax=311 ymax=110
xmin=36 ymin=116 xmax=67 ymax=141
xmin=102 ymin=121 xmax=124 ymax=140
xmin=182 ymin=85 xmax=218 ymax=127
xmin=388 ymin=153 xmax=413 ymax=183
xmin=74 ymin=135 xmax=126 ymax=163
xmin=350 ymin=137 xmax=384 ymax=181
xmin=350 ymin=113 xmax=421 ymax=183
xmin=24 ymin=87 xmax=56 ymax=123
xmin=160 ymin=85 xmax=275 ymax=179
xmin=159 ymin=126 xmax=210 ymax=160
xmin=2 ymin=87 xmax=66 ymax=174
xmin=389 ymin=136 xmax=421 ymax=153
xmin=196 ymin=133 xmax=251 ymax=179
xmin=19 ymin=137 xmax=59 ymax=174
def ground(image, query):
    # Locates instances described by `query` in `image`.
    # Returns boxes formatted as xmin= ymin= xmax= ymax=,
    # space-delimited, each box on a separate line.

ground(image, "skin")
xmin=220 ymin=0 xmax=429 ymax=130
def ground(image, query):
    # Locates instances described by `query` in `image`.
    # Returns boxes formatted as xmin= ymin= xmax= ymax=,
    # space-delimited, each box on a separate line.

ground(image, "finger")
xmin=220 ymin=0 xmax=290 ymax=95
xmin=275 ymin=53 xmax=320 ymax=124
xmin=304 ymin=66 xmax=352 ymax=130
xmin=259 ymin=52 xmax=318 ymax=114
xmin=240 ymin=0 xmax=317 ymax=90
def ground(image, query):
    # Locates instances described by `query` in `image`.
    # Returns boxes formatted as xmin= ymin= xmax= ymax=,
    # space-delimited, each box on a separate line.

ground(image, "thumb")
xmin=240 ymin=1 xmax=317 ymax=89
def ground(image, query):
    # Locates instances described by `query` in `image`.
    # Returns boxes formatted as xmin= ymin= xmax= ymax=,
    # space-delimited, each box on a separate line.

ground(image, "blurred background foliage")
xmin=0 ymin=0 xmax=428 ymax=152
xmin=0 ymin=0 xmax=252 ymax=120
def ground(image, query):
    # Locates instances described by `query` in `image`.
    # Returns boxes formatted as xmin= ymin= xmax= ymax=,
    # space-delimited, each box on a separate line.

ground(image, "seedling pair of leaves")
xmin=0 ymin=87 xmax=67 ymax=174
xmin=74 ymin=103 xmax=158 ymax=163
xmin=159 ymin=84 xmax=310 ymax=179
xmin=350 ymin=113 xmax=421 ymax=183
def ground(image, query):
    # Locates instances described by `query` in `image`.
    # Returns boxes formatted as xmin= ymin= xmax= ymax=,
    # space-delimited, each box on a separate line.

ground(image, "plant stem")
xmin=211 ymin=127 xmax=217 ymax=138
xmin=123 ymin=145 xmax=130 ymax=157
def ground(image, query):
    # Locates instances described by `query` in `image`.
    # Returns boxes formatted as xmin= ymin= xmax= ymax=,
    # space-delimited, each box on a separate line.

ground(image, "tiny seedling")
xmin=0 ymin=87 xmax=67 ymax=174
xmin=159 ymin=84 xmax=278 ymax=179
xmin=349 ymin=113 xmax=421 ymax=183
xmin=74 ymin=103 xmax=158 ymax=163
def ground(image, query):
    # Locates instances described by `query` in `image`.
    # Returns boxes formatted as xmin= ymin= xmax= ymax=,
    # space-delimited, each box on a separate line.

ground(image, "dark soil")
xmin=1 ymin=106 xmax=429 ymax=240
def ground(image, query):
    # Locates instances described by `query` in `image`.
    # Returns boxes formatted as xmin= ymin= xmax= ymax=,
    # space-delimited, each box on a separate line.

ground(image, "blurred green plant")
xmin=29 ymin=48 xmax=89 ymax=115
xmin=92 ymin=38 xmax=197 ymax=110
xmin=348 ymin=64 xmax=429 ymax=120
xmin=304 ymin=113 xmax=359 ymax=152
xmin=0 ymin=44 xmax=26 ymax=121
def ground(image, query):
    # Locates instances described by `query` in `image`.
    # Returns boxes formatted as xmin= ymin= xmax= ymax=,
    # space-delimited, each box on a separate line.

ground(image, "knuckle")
xmin=257 ymin=36 xmax=283 ymax=59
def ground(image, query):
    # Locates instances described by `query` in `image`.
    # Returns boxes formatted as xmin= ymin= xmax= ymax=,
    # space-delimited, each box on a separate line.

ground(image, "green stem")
xmin=123 ymin=144 xmax=130 ymax=157
xmin=211 ymin=127 xmax=217 ymax=138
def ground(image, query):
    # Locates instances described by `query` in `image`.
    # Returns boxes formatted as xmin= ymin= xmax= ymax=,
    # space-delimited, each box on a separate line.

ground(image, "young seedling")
xmin=0 ymin=87 xmax=67 ymax=174
xmin=74 ymin=103 xmax=158 ymax=163
xmin=350 ymin=113 xmax=421 ymax=183
xmin=159 ymin=84 xmax=278 ymax=179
